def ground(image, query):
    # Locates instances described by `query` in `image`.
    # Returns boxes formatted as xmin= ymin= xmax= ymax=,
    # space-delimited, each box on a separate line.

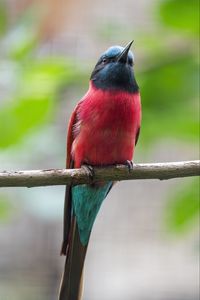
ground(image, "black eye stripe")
xmin=97 ymin=54 xmax=133 ymax=66
xmin=101 ymin=56 xmax=119 ymax=64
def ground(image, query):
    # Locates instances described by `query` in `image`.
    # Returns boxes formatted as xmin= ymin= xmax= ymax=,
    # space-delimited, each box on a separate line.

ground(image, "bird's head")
xmin=90 ymin=41 xmax=139 ymax=93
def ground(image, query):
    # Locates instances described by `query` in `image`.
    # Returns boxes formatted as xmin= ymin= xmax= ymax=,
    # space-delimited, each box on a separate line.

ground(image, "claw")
xmin=81 ymin=164 xmax=95 ymax=180
xmin=125 ymin=160 xmax=134 ymax=173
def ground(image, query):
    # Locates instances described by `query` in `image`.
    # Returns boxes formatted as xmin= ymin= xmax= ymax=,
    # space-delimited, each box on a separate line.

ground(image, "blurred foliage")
xmin=159 ymin=0 xmax=199 ymax=36
xmin=138 ymin=0 xmax=199 ymax=146
xmin=165 ymin=178 xmax=199 ymax=233
xmin=0 ymin=2 xmax=86 ymax=222
xmin=0 ymin=58 xmax=80 ymax=148
xmin=0 ymin=5 xmax=84 ymax=149
xmin=139 ymin=54 xmax=198 ymax=143
xmin=8 ymin=27 xmax=38 ymax=61
xmin=132 ymin=0 xmax=199 ymax=234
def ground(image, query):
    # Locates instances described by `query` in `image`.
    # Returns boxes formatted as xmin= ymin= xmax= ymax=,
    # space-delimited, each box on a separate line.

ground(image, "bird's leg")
xmin=125 ymin=160 xmax=134 ymax=173
xmin=81 ymin=164 xmax=95 ymax=181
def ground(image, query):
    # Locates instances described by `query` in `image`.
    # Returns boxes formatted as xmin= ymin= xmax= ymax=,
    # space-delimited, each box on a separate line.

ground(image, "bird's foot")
xmin=81 ymin=164 xmax=95 ymax=181
xmin=125 ymin=160 xmax=134 ymax=173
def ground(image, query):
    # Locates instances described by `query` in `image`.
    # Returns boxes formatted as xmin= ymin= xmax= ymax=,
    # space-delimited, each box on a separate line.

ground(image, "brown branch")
xmin=0 ymin=160 xmax=199 ymax=188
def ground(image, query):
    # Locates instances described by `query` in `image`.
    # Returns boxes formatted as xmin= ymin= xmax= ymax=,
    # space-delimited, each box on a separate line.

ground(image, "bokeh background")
xmin=0 ymin=0 xmax=199 ymax=299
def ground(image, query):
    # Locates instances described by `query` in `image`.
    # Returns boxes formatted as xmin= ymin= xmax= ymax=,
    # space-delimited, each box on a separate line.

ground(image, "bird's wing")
xmin=66 ymin=102 xmax=82 ymax=168
xmin=135 ymin=94 xmax=142 ymax=146
xmin=61 ymin=102 xmax=82 ymax=255
xmin=135 ymin=126 xmax=140 ymax=146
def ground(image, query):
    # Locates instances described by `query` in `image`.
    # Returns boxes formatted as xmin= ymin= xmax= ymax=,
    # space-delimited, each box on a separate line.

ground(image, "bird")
xmin=59 ymin=41 xmax=141 ymax=300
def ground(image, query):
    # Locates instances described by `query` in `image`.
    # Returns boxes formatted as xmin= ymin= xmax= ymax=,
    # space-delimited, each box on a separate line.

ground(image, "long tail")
xmin=59 ymin=180 xmax=113 ymax=299
xmin=59 ymin=216 xmax=88 ymax=300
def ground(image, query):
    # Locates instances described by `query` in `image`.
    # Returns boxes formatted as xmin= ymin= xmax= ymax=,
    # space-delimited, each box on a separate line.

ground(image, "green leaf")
xmin=0 ymin=96 xmax=54 ymax=148
xmin=165 ymin=179 xmax=199 ymax=233
xmin=159 ymin=0 xmax=199 ymax=36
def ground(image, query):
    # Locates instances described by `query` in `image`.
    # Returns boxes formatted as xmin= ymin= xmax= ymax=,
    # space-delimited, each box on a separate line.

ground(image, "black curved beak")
xmin=117 ymin=40 xmax=133 ymax=64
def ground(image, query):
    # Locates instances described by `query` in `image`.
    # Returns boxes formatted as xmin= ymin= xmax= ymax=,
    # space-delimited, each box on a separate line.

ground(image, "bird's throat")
xmin=91 ymin=63 xmax=139 ymax=93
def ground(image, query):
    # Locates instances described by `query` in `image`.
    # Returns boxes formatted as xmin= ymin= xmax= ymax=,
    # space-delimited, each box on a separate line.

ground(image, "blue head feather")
xmin=102 ymin=45 xmax=134 ymax=65
xmin=90 ymin=43 xmax=138 ymax=93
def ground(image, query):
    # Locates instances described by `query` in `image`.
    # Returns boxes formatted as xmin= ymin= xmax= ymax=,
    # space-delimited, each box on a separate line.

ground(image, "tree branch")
xmin=0 ymin=160 xmax=199 ymax=188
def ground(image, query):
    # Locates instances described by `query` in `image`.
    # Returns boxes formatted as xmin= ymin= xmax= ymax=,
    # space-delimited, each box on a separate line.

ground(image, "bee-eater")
xmin=59 ymin=41 xmax=141 ymax=300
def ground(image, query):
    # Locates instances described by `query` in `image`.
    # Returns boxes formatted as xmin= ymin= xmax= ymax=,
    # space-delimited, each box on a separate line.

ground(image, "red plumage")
xmin=67 ymin=81 xmax=141 ymax=168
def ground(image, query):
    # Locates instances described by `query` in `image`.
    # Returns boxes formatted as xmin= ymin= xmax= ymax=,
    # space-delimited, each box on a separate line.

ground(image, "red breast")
xmin=72 ymin=82 xmax=141 ymax=167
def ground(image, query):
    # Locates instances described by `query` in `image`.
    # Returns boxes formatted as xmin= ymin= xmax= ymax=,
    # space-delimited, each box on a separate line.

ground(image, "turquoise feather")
xmin=72 ymin=182 xmax=112 ymax=246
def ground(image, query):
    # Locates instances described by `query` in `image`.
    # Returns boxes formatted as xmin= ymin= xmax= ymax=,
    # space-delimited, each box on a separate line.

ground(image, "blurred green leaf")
xmin=159 ymin=0 xmax=199 ymax=36
xmin=20 ymin=58 xmax=79 ymax=96
xmin=0 ymin=195 xmax=12 ymax=221
xmin=138 ymin=54 xmax=199 ymax=144
xmin=0 ymin=97 xmax=54 ymax=148
xmin=0 ymin=1 xmax=8 ymax=36
xmin=165 ymin=178 xmax=199 ymax=233
xmin=10 ymin=33 xmax=37 ymax=61
xmin=140 ymin=55 xmax=198 ymax=110
xmin=3 ymin=6 xmax=41 ymax=60
xmin=4 ymin=25 xmax=38 ymax=60
xmin=0 ymin=57 xmax=84 ymax=148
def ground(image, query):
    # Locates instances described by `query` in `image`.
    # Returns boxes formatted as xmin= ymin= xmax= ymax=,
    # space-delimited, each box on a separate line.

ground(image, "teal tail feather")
xmin=59 ymin=181 xmax=112 ymax=300
xmin=72 ymin=182 xmax=113 ymax=245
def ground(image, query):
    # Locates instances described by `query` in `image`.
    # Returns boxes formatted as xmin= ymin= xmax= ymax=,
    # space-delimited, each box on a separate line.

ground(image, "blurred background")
xmin=0 ymin=0 xmax=199 ymax=299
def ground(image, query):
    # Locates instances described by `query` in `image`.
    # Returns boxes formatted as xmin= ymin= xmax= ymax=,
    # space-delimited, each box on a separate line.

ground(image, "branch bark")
xmin=0 ymin=160 xmax=199 ymax=188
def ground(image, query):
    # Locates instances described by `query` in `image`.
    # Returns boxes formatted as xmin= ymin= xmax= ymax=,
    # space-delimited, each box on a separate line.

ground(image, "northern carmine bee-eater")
xmin=59 ymin=41 xmax=141 ymax=300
